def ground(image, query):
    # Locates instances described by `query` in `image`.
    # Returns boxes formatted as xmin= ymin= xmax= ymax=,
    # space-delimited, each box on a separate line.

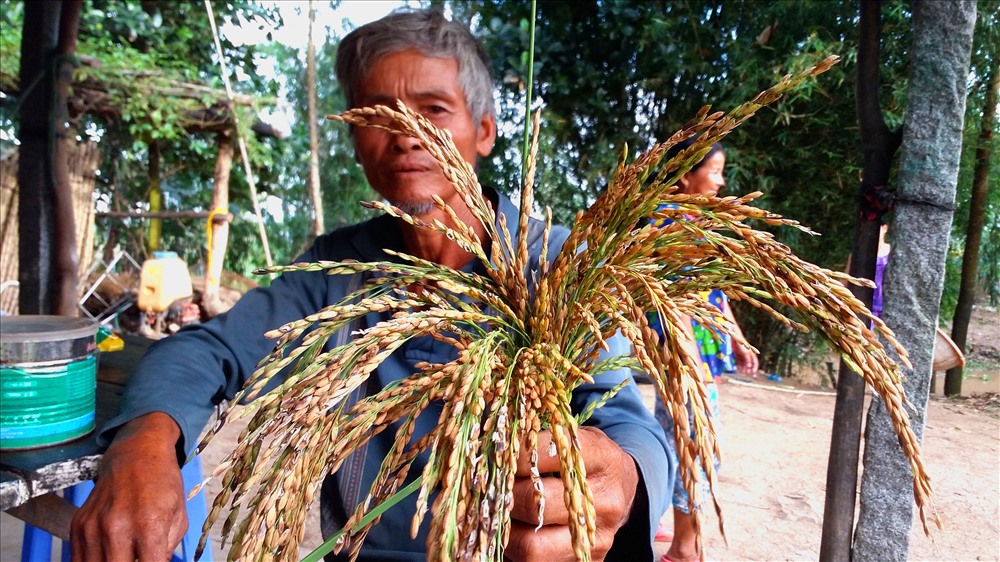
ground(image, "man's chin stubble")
xmin=393 ymin=200 xmax=435 ymax=216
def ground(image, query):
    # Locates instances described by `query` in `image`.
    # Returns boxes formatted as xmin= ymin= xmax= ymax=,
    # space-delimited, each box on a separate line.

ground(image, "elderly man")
xmin=71 ymin=9 xmax=671 ymax=561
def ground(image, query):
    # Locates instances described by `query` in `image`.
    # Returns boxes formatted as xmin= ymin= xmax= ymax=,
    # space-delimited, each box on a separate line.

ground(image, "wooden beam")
xmin=5 ymin=492 xmax=76 ymax=541
xmin=52 ymin=0 xmax=84 ymax=316
xmin=95 ymin=210 xmax=232 ymax=222
xmin=4 ymin=80 xmax=285 ymax=138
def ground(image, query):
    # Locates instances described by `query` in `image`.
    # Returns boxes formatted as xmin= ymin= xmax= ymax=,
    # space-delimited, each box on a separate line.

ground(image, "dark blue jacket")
xmin=98 ymin=190 xmax=672 ymax=561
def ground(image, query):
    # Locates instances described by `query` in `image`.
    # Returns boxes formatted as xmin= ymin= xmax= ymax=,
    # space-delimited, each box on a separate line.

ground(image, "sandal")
xmin=654 ymin=523 xmax=673 ymax=542
xmin=660 ymin=554 xmax=717 ymax=562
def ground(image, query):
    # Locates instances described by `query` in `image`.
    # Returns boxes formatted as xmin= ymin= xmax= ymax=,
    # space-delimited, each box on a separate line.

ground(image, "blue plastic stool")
xmin=21 ymin=455 xmax=212 ymax=562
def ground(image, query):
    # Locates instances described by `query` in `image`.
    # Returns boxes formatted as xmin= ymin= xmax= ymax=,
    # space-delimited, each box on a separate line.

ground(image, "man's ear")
xmin=476 ymin=114 xmax=497 ymax=158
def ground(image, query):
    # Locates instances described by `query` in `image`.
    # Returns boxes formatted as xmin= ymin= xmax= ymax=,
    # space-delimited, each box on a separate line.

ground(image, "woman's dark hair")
xmin=636 ymin=136 xmax=725 ymax=229
xmin=663 ymin=136 xmax=724 ymax=173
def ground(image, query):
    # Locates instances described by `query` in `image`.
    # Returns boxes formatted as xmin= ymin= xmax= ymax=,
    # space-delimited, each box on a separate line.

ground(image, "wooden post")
xmin=51 ymin=0 xmax=83 ymax=316
xmin=147 ymin=141 xmax=161 ymax=254
xmin=69 ymin=140 xmax=102 ymax=280
xmin=819 ymin=1 xmax=900 ymax=559
xmin=17 ymin=1 xmax=61 ymax=315
xmin=202 ymin=132 xmax=233 ymax=317
xmin=306 ymin=0 xmax=325 ymax=240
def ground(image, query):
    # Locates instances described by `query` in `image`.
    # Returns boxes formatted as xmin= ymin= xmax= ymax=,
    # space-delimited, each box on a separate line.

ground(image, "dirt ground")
xmin=654 ymin=304 xmax=1000 ymax=561
xmin=649 ymin=378 xmax=999 ymax=561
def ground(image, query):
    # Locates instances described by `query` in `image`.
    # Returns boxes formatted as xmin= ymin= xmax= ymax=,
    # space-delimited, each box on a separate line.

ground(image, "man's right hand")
xmin=71 ymin=412 xmax=188 ymax=561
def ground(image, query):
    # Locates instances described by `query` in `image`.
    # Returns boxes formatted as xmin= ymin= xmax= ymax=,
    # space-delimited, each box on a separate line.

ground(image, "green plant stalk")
xmin=301 ymin=476 xmax=423 ymax=562
xmin=520 ymin=0 xmax=537 ymax=181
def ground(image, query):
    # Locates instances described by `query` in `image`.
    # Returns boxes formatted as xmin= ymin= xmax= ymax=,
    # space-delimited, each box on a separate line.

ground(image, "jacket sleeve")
xmin=96 ymin=243 xmax=339 ymax=462
xmin=572 ymin=331 xmax=673 ymax=560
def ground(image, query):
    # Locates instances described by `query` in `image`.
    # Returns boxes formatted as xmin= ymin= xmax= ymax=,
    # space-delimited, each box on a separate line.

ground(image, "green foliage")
xmin=464 ymin=0 xmax=915 ymax=264
xmin=0 ymin=0 xmax=23 ymax=158
xmin=452 ymin=0 xmax=913 ymax=374
xmin=80 ymin=1 xmax=289 ymax=278
xmin=264 ymin=36 xmax=376 ymax=245
xmin=5 ymin=0 xmax=996 ymax=357
xmin=1 ymin=0 xmax=294 ymax=278
xmin=0 ymin=1 xmax=22 ymax=88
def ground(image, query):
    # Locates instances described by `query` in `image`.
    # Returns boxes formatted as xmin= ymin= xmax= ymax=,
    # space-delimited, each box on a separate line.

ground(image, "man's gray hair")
xmin=335 ymin=8 xmax=496 ymax=122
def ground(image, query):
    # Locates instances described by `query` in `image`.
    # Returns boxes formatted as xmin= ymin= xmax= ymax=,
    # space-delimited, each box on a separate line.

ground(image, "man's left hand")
xmin=505 ymin=426 xmax=639 ymax=562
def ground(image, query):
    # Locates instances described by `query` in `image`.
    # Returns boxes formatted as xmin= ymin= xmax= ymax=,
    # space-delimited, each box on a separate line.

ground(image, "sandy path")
xmin=652 ymin=379 xmax=999 ymax=561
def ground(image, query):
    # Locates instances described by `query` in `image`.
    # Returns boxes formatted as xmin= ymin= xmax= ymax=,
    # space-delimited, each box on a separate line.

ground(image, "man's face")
xmin=352 ymin=49 xmax=497 ymax=215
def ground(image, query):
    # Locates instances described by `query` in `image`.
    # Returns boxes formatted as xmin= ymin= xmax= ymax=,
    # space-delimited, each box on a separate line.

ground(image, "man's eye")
xmin=425 ymin=105 xmax=447 ymax=115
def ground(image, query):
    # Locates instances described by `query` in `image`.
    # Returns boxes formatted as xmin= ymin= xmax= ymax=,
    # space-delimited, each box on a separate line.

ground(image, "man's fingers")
xmin=515 ymin=430 xmax=561 ymax=475
xmin=505 ymin=520 xmax=577 ymax=562
xmin=166 ymin=512 xmax=190 ymax=559
xmin=134 ymin=529 xmax=177 ymax=562
xmin=510 ymin=474 xmax=569 ymax=526
xmin=507 ymin=428 xmax=630 ymax=562
xmin=101 ymin=529 xmax=137 ymax=562
xmin=70 ymin=523 xmax=105 ymax=562
xmin=134 ymin=512 xmax=186 ymax=561
xmin=515 ymin=428 xmax=609 ymax=476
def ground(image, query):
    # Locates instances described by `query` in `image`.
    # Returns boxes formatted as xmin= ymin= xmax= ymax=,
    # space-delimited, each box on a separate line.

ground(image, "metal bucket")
xmin=1 ymin=315 xmax=98 ymax=450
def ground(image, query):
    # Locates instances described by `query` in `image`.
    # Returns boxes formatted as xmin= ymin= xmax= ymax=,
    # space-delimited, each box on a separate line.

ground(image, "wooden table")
xmin=0 ymin=335 xmax=152 ymax=540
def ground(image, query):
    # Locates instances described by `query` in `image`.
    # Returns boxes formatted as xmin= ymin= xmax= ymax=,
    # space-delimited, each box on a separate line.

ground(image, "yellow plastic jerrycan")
xmin=138 ymin=251 xmax=193 ymax=313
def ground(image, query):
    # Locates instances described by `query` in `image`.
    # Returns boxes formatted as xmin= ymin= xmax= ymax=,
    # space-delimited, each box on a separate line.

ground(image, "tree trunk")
xmin=306 ymin=0 xmax=325 ymax=241
xmin=51 ymin=0 xmax=83 ymax=316
xmin=17 ymin=0 xmax=82 ymax=316
xmin=203 ymin=132 xmax=234 ymax=318
xmin=820 ymin=2 xmax=900 ymax=559
xmin=17 ymin=1 xmax=60 ymax=315
xmin=68 ymin=139 xmax=102 ymax=280
xmin=853 ymin=1 xmax=976 ymax=560
xmin=945 ymin=48 xmax=999 ymax=396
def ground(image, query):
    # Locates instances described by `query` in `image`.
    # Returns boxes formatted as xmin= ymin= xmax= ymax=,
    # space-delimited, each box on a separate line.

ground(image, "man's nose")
xmin=391 ymin=133 xmax=423 ymax=153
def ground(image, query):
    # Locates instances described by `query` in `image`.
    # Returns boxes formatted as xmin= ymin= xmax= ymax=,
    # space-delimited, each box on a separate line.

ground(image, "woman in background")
xmin=648 ymin=138 xmax=758 ymax=562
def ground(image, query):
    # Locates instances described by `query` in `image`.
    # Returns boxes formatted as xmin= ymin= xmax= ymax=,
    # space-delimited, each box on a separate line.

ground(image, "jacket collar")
xmin=349 ymin=186 xmax=517 ymax=265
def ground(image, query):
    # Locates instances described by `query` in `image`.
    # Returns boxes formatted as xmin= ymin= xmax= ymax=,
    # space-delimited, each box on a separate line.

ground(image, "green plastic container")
xmin=1 ymin=315 xmax=98 ymax=450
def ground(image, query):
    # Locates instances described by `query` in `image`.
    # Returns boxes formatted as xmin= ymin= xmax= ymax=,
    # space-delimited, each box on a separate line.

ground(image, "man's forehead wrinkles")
xmin=364 ymin=88 xmax=460 ymax=100
xmin=413 ymin=88 xmax=460 ymax=101
xmin=360 ymin=89 xmax=463 ymax=109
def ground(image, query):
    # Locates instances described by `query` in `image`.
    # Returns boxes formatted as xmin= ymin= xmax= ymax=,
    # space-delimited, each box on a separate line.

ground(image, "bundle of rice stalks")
xmin=190 ymin=55 xmax=933 ymax=562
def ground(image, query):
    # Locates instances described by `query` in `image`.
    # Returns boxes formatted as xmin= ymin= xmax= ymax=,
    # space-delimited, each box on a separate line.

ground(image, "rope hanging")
xmin=203 ymin=0 xmax=274 ymax=268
